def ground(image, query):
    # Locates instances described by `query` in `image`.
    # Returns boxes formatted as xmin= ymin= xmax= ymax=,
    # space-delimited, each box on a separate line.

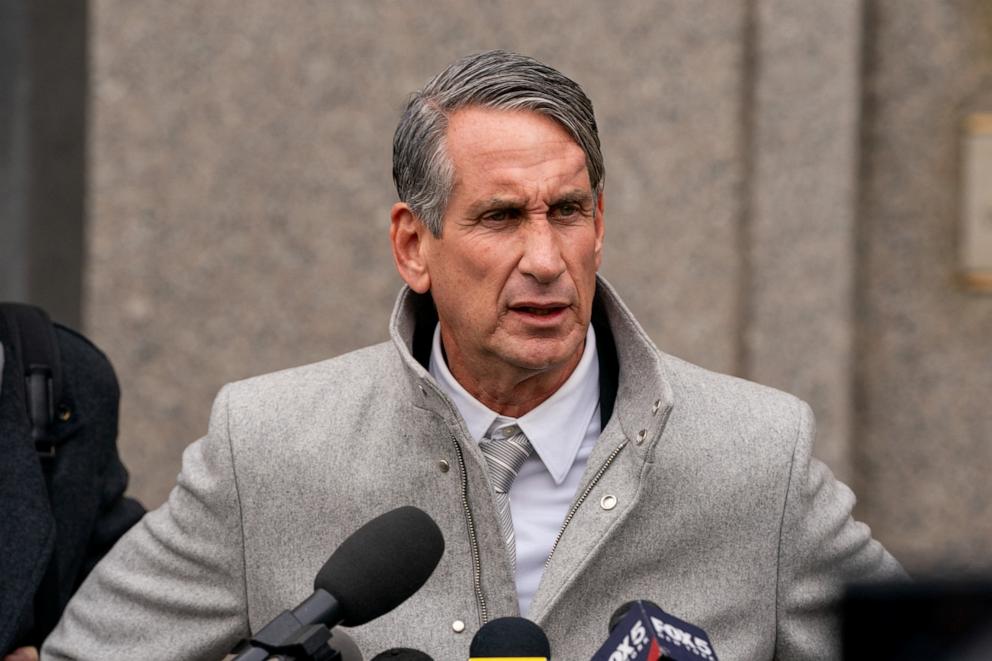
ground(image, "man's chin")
xmin=500 ymin=338 xmax=586 ymax=375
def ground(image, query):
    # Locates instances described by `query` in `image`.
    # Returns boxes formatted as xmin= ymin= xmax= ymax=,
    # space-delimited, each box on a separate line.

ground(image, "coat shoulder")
xmin=662 ymin=352 xmax=804 ymax=407
xmin=218 ymin=341 xmax=409 ymax=427
xmin=659 ymin=352 xmax=810 ymax=448
xmin=232 ymin=340 xmax=399 ymax=388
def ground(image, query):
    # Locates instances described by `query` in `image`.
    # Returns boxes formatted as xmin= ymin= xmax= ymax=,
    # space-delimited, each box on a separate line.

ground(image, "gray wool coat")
xmin=42 ymin=277 xmax=905 ymax=660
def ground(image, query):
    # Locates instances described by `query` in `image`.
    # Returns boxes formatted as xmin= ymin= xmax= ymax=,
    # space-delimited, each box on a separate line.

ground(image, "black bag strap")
xmin=0 ymin=303 xmax=63 ymax=460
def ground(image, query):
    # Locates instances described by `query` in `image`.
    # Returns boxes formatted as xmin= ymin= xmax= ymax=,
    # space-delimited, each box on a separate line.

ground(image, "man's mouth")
xmin=515 ymin=306 xmax=563 ymax=316
xmin=508 ymin=303 xmax=570 ymax=321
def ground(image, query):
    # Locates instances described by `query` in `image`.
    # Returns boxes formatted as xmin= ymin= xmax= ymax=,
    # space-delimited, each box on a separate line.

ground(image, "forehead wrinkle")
xmin=455 ymin=158 xmax=590 ymax=197
xmin=459 ymin=139 xmax=586 ymax=174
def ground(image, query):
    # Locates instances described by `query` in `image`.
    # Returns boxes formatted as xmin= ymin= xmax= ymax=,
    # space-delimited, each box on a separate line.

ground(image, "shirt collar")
xmin=428 ymin=324 xmax=600 ymax=485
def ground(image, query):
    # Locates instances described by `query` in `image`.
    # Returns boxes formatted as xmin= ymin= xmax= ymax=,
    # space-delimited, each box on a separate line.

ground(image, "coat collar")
xmin=388 ymin=274 xmax=675 ymax=466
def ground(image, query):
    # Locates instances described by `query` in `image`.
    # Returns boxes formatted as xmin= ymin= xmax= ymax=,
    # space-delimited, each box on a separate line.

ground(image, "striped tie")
xmin=479 ymin=426 xmax=533 ymax=572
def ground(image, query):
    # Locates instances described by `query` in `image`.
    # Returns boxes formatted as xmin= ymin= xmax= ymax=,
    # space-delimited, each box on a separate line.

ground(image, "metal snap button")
xmin=601 ymin=494 xmax=618 ymax=510
xmin=452 ymin=620 xmax=466 ymax=633
xmin=652 ymin=398 xmax=661 ymax=414
xmin=636 ymin=429 xmax=647 ymax=444
xmin=438 ymin=459 xmax=450 ymax=473
xmin=418 ymin=384 xmax=427 ymax=397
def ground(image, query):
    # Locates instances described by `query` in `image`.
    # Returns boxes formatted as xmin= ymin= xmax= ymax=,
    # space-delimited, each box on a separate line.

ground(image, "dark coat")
xmin=0 ymin=310 xmax=144 ymax=653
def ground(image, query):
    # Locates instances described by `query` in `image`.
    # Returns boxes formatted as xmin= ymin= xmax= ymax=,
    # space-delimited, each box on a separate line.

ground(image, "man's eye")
xmin=551 ymin=203 xmax=582 ymax=220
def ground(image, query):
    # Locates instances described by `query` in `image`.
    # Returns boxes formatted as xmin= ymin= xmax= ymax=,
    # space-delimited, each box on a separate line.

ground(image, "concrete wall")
xmin=855 ymin=0 xmax=992 ymax=571
xmin=83 ymin=0 xmax=992 ymax=572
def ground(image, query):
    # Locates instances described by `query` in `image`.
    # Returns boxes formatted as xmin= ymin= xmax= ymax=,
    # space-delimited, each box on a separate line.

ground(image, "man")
xmin=42 ymin=50 xmax=904 ymax=660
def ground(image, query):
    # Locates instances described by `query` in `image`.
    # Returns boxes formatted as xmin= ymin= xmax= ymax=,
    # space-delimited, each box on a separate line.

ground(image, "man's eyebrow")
xmin=550 ymin=191 xmax=595 ymax=207
xmin=465 ymin=196 xmax=525 ymax=216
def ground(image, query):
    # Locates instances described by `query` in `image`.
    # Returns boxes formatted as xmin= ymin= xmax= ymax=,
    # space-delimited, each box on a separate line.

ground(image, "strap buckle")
xmin=26 ymin=366 xmax=57 ymax=460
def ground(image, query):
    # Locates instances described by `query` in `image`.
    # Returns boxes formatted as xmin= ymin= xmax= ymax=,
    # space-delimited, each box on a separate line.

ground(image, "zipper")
xmin=543 ymin=402 xmax=674 ymax=570
xmin=544 ymin=406 xmax=672 ymax=571
xmin=449 ymin=432 xmax=488 ymax=625
xmin=544 ymin=440 xmax=628 ymax=570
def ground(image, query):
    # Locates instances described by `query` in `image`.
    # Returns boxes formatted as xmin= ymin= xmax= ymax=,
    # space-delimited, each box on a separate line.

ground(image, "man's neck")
xmin=442 ymin=340 xmax=585 ymax=418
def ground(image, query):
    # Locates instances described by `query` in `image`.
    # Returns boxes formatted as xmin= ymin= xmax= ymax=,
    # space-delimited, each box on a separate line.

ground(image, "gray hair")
xmin=392 ymin=50 xmax=604 ymax=237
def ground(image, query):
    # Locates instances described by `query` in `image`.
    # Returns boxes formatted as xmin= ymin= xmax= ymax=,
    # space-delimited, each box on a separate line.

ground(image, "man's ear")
xmin=390 ymin=202 xmax=432 ymax=293
xmin=594 ymin=191 xmax=605 ymax=268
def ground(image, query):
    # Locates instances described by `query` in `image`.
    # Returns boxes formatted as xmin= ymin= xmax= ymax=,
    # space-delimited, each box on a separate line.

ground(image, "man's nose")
xmin=518 ymin=219 xmax=566 ymax=283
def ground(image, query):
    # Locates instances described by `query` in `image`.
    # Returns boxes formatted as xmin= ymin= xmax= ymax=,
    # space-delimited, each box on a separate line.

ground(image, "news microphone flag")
xmin=590 ymin=600 xmax=718 ymax=661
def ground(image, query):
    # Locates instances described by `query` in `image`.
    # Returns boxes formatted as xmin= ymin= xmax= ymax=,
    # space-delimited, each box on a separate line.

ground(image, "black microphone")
xmin=369 ymin=649 xmax=434 ymax=660
xmin=469 ymin=616 xmax=551 ymax=660
xmin=234 ymin=506 xmax=444 ymax=660
xmin=590 ymin=600 xmax=718 ymax=661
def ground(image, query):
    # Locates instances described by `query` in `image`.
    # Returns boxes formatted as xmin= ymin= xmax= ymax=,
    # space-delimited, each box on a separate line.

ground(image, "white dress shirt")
xmin=429 ymin=324 xmax=601 ymax=615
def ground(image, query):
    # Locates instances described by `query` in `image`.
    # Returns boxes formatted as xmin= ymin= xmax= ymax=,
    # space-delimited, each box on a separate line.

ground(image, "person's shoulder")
xmin=659 ymin=351 xmax=809 ymax=438
xmin=220 ymin=340 xmax=405 ymax=411
xmin=662 ymin=352 xmax=802 ymax=407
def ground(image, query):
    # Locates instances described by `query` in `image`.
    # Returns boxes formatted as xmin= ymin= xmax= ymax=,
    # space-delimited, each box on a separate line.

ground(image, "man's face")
xmin=415 ymin=107 xmax=604 ymax=386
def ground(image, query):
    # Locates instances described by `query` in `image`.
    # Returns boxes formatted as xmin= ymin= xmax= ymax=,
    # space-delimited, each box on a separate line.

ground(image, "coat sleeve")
xmin=42 ymin=385 xmax=249 ymax=661
xmin=773 ymin=401 xmax=907 ymax=660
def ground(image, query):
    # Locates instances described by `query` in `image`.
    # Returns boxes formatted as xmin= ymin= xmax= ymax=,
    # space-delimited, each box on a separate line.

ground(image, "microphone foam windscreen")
xmin=469 ymin=616 xmax=551 ymax=658
xmin=316 ymin=505 xmax=444 ymax=626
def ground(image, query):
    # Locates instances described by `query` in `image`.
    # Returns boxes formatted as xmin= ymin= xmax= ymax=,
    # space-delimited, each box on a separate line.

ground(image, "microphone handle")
xmin=233 ymin=590 xmax=343 ymax=660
